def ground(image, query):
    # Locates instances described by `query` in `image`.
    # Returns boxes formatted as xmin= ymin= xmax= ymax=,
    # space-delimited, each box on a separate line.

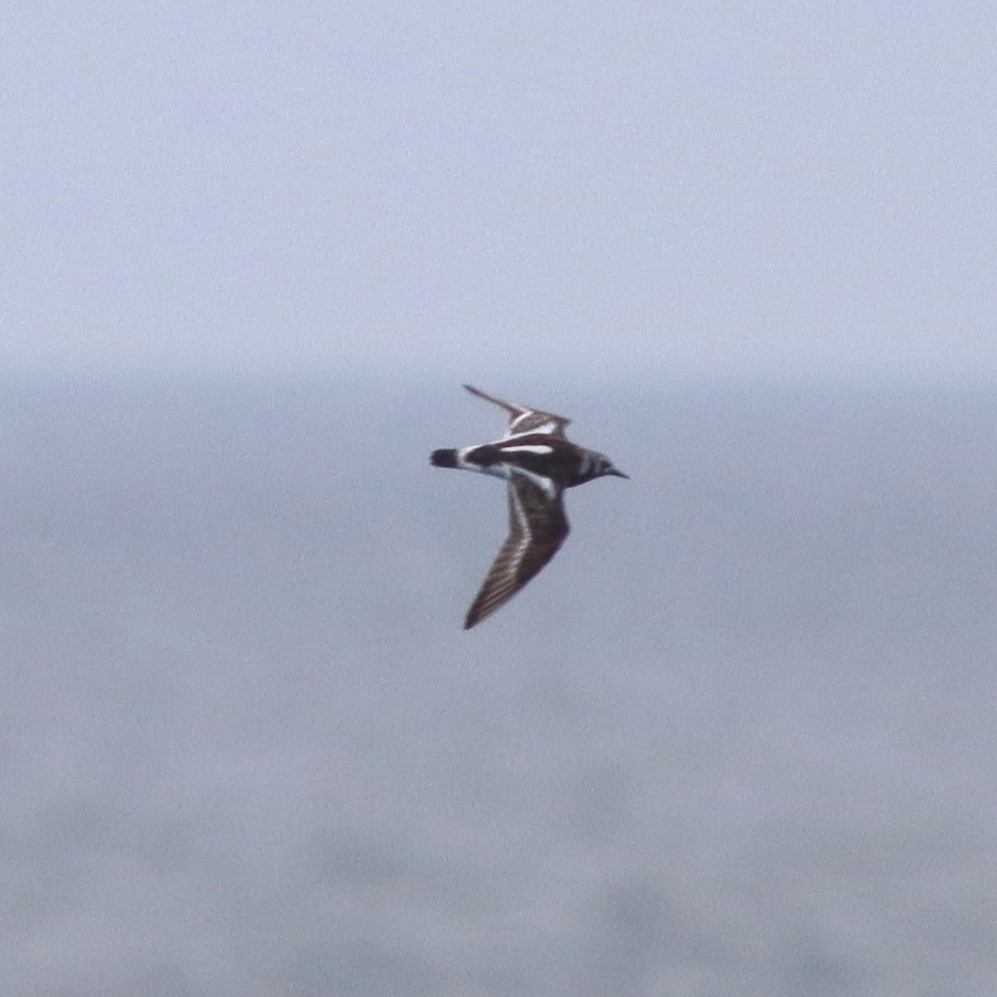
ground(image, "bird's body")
xmin=431 ymin=385 xmax=627 ymax=629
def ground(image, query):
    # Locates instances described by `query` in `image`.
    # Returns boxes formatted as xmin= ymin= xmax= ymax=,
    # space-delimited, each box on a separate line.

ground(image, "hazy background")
xmin=3 ymin=2 xmax=997 ymax=382
xmin=2 ymin=4 xmax=997 ymax=995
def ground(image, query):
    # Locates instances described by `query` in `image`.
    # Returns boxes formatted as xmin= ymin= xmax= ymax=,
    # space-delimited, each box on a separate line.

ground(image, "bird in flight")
xmin=431 ymin=384 xmax=628 ymax=629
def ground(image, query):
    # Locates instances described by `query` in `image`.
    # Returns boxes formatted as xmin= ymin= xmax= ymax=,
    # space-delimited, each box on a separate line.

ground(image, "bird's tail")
xmin=430 ymin=449 xmax=458 ymax=468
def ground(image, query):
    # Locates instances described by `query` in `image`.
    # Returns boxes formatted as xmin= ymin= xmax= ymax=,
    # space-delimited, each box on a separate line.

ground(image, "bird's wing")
xmin=463 ymin=384 xmax=571 ymax=440
xmin=464 ymin=474 xmax=569 ymax=629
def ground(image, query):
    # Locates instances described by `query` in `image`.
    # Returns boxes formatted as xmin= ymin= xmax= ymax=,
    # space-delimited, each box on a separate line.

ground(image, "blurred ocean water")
xmin=1 ymin=378 xmax=994 ymax=996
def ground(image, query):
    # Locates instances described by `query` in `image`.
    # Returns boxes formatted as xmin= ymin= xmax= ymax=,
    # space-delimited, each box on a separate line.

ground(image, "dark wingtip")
xmin=464 ymin=606 xmax=488 ymax=629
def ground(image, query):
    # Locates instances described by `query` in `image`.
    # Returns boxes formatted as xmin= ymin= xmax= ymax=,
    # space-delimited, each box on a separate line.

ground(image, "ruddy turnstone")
xmin=431 ymin=384 xmax=628 ymax=629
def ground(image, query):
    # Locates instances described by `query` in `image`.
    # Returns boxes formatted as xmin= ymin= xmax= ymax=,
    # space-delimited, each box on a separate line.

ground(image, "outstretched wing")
xmin=463 ymin=384 xmax=571 ymax=440
xmin=464 ymin=474 xmax=570 ymax=629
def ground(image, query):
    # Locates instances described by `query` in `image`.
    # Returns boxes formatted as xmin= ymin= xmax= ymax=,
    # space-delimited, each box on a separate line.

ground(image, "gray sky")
xmin=3 ymin=3 xmax=996 ymax=383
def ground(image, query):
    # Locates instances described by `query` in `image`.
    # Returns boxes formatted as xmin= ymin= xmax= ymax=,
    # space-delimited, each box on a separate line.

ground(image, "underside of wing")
xmin=464 ymin=475 xmax=569 ymax=629
xmin=463 ymin=384 xmax=571 ymax=440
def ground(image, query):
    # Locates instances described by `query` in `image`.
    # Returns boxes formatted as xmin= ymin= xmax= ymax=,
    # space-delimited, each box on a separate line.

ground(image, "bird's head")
xmin=590 ymin=451 xmax=629 ymax=481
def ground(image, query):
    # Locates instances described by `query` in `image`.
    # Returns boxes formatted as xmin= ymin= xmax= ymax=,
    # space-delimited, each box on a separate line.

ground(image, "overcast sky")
xmin=3 ymin=3 xmax=996 ymax=383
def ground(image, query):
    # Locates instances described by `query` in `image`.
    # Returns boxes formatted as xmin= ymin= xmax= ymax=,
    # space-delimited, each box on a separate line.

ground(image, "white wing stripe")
xmin=500 ymin=444 xmax=554 ymax=455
